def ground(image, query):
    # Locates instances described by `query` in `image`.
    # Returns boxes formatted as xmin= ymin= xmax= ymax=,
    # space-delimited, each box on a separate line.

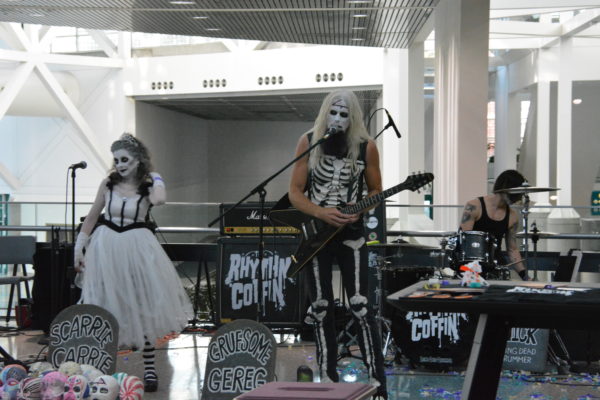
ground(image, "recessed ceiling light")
xmin=30 ymin=13 xmax=44 ymax=17
xmin=205 ymin=28 xmax=221 ymax=31
xmin=353 ymin=14 xmax=368 ymax=18
xmin=352 ymin=27 xmax=366 ymax=30
xmin=351 ymin=38 xmax=365 ymax=41
xmin=192 ymin=16 xmax=209 ymax=19
xmin=169 ymin=1 xmax=195 ymax=4
xmin=347 ymin=0 xmax=372 ymax=3
xmin=572 ymin=98 xmax=582 ymax=105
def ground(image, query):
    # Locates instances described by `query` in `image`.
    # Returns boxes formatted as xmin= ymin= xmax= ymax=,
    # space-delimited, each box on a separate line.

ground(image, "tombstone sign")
xmin=48 ymin=304 xmax=119 ymax=374
xmin=202 ymin=319 xmax=277 ymax=400
xmin=503 ymin=327 xmax=549 ymax=372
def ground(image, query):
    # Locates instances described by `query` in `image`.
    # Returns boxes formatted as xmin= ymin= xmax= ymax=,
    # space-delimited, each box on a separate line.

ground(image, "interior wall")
xmin=135 ymin=101 xmax=313 ymax=229
xmin=205 ymin=119 xmax=313 ymax=203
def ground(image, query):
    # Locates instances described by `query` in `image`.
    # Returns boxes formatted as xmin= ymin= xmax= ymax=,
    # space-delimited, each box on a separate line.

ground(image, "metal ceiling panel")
xmin=0 ymin=0 xmax=438 ymax=48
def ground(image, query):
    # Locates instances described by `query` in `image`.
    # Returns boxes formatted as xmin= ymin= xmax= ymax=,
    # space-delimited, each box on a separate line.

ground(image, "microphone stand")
xmin=373 ymin=124 xmax=393 ymax=140
xmin=70 ymin=167 xmax=78 ymax=246
xmin=208 ymin=132 xmax=339 ymax=322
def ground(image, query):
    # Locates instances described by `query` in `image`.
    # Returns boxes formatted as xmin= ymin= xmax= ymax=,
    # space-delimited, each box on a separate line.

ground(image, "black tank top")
xmin=472 ymin=196 xmax=510 ymax=251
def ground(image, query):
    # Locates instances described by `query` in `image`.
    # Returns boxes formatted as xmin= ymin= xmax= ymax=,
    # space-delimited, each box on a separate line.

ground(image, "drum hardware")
xmin=373 ymin=256 xmax=398 ymax=361
xmin=531 ymin=222 xmax=540 ymax=281
xmin=496 ymin=183 xmax=560 ymax=282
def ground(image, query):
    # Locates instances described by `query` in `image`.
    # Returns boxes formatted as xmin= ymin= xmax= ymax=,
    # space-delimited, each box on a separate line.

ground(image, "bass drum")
xmin=381 ymin=267 xmax=433 ymax=319
xmin=391 ymin=310 xmax=478 ymax=371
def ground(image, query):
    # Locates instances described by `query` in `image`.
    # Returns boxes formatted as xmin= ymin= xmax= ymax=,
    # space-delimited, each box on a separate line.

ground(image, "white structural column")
xmin=433 ymin=0 xmax=490 ymax=230
xmin=494 ymin=66 xmax=521 ymax=176
xmin=548 ymin=36 xmax=580 ymax=251
xmin=382 ymin=48 xmax=403 ymax=222
xmin=382 ymin=44 xmax=425 ymax=223
xmin=530 ymin=80 xmax=552 ymax=251
xmin=535 ymin=81 xmax=551 ymax=201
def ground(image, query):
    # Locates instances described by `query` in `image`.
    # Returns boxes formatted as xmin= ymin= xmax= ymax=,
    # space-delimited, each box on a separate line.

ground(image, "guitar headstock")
xmin=405 ymin=172 xmax=434 ymax=192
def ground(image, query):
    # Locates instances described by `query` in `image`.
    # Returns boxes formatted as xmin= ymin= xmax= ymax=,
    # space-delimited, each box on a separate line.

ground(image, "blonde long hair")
xmin=307 ymin=90 xmax=370 ymax=173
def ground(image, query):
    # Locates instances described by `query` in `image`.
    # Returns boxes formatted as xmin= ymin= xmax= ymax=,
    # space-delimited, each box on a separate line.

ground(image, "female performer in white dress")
xmin=74 ymin=133 xmax=193 ymax=392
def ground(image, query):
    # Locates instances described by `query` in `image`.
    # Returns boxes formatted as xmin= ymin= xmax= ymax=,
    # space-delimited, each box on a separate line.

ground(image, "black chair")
xmin=0 ymin=236 xmax=36 ymax=323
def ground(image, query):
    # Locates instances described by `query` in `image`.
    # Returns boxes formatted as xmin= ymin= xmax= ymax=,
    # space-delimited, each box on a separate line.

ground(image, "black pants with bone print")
xmin=304 ymin=226 xmax=386 ymax=394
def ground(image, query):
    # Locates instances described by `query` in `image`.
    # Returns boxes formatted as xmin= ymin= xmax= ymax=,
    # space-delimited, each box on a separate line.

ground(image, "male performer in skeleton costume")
xmin=289 ymin=90 xmax=387 ymax=398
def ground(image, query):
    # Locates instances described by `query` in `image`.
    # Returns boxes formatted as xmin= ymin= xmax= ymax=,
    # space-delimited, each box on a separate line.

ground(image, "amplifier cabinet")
xmin=216 ymin=237 xmax=304 ymax=327
xmin=219 ymin=202 xmax=300 ymax=236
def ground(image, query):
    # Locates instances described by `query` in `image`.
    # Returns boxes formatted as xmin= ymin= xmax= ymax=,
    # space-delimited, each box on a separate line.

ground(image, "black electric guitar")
xmin=269 ymin=172 xmax=434 ymax=277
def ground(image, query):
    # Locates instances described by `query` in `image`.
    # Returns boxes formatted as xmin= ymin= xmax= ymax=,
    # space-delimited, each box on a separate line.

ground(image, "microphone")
xmin=384 ymin=109 xmax=402 ymax=138
xmin=69 ymin=161 xmax=87 ymax=170
xmin=324 ymin=127 xmax=341 ymax=139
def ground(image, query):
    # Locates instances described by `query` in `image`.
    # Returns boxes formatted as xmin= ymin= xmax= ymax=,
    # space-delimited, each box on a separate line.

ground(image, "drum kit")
xmin=370 ymin=183 xmax=560 ymax=368
xmin=444 ymin=183 xmax=560 ymax=280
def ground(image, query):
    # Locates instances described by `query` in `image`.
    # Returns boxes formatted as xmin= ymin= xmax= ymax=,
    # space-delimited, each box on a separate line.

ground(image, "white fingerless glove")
xmin=150 ymin=172 xmax=165 ymax=188
xmin=74 ymin=232 xmax=89 ymax=270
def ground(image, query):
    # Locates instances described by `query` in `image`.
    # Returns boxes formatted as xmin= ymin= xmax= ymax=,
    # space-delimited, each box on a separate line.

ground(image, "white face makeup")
xmin=113 ymin=149 xmax=139 ymax=179
xmin=326 ymin=98 xmax=350 ymax=133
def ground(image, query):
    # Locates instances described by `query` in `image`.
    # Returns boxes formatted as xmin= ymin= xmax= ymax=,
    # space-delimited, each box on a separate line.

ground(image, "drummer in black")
xmin=459 ymin=169 xmax=528 ymax=280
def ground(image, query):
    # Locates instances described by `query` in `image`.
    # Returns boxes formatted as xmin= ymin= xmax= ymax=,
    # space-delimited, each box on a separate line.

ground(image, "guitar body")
xmin=269 ymin=208 xmax=343 ymax=277
xmin=269 ymin=172 xmax=434 ymax=278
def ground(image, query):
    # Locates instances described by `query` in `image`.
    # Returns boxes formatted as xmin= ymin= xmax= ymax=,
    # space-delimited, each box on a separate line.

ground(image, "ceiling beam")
xmin=87 ymin=30 xmax=118 ymax=58
xmin=491 ymin=0 xmax=600 ymax=10
xmin=0 ymin=23 xmax=31 ymax=51
xmin=34 ymin=62 xmax=109 ymax=170
xmin=490 ymin=20 xmax=561 ymax=36
xmin=543 ymin=7 xmax=600 ymax=47
xmin=0 ymin=163 xmax=20 ymax=190
xmin=0 ymin=61 xmax=34 ymax=120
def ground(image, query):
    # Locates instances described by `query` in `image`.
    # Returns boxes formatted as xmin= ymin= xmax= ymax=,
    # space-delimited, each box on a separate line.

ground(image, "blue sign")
xmin=592 ymin=191 xmax=600 ymax=216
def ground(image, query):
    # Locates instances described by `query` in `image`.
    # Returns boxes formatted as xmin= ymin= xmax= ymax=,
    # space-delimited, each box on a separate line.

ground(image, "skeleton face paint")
xmin=113 ymin=149 xmax=139 ymax=179
xmin=17 ymin=377 xmax=42 ymax=400
xmin=41 ymin=372 xmax=67 ymax=400
xmin=326 ymin=99 xmax=350 ymax=133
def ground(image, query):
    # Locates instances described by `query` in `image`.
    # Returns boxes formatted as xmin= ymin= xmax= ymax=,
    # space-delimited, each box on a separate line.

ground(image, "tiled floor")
xmin=3 ymin=325 xmax=600 ymax=399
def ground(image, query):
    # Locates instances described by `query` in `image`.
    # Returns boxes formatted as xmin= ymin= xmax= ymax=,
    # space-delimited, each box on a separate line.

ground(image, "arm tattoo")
xmin=507 ymin=223 xmax=518 ymax=251
xmin=461 ymin=204 xmax=476 ymax=224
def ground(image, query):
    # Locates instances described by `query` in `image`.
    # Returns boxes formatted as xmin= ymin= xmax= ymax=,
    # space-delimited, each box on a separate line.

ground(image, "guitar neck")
xmin=342 ymin=184 xmax=405 ymax=215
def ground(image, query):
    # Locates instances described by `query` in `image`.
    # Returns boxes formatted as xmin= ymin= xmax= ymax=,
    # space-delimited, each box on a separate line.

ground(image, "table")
xmin=387 ymin=280 xmax=600 ymax=400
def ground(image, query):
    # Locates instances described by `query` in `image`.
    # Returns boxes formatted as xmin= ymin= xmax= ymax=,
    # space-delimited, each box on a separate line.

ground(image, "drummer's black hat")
xmin=493 ymin=169 xmax=526 ymax=193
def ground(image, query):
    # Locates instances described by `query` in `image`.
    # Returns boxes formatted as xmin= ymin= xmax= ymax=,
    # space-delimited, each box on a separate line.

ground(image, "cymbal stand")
xmin=374 ymin=257 xmax=396 ymax=360
xmin=531 ymin=222 xmax=540 ymax=281
xmin=520 ymin=194 xmax=532 ymax=280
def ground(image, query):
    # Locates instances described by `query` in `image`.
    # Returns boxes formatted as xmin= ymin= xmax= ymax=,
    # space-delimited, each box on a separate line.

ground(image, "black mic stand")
xmin=71 ymin=167 xmax=78 ymax=245
xmin=208 ymin=132 xmax=339 ymax=322
xmin=373 ymin=121 xmax=396 ymax=140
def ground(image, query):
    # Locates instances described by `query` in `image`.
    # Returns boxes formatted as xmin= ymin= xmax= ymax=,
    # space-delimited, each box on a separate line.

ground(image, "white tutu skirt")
xmin=79 ymin=225 xmax=193 ymax=349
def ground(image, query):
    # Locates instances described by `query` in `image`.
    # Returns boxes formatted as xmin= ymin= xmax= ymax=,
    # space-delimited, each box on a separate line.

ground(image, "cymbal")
xmin=495 ymin=185 xmax=560 ymax=194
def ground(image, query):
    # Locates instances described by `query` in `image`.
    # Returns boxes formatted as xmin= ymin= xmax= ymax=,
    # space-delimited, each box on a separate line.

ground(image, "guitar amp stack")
xmin=219 ymin=202 xmax=300 ymax=236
